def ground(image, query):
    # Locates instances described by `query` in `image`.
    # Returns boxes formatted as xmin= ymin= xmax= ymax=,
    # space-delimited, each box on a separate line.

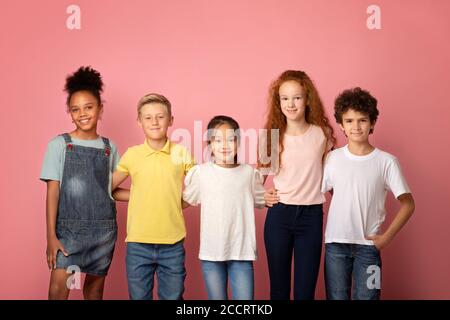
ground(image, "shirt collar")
xmin=143 ymin=139 xmax=171 ymax=156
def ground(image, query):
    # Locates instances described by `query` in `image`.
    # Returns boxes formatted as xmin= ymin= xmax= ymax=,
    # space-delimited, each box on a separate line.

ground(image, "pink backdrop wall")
xmin=1 ymin=0 xmax=449 ymax=299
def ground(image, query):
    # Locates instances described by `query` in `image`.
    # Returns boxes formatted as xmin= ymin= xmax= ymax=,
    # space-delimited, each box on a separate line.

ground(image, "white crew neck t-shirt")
xmin=183 ymin=162 xmax=265 ymax=261
xmin=321 ymin=145 xmax=411 ymax=245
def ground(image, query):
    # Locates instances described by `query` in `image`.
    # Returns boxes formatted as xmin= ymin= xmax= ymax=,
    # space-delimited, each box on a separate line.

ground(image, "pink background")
xmin=1 ymin=0 xmax=449 ymax=299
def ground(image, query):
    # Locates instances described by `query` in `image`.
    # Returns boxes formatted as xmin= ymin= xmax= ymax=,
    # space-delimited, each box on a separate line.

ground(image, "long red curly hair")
xmin=258 ymin=70 xmax=336 ymax=172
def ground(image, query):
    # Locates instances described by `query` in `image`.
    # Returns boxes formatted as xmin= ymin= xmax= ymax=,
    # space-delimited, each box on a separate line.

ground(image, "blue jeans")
xmin=126 ymin=241 xmax=186 ymax=300
xmin=264 ymin=203 xmax=323 ymax=300
xmin=325 ymin=243 xmax=382 ymax=300
xmin=201 ymin=260 xmax=254 ymax=300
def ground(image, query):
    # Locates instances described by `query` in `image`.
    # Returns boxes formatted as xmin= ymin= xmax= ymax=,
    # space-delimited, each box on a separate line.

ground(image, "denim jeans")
xmin=126 ymin=241 xmax=186 ymax=300
xmin=201 ymin=260 xmax=254 ymax=300
xmin=325 ymin=243 xmax=382 ymax=300
xmin=264 ymin=203 xmax=323 ymax=300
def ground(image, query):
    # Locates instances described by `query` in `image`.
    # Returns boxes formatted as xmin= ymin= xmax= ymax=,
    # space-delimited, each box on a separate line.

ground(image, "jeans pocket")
xmin=358 ymin=245 xmax=381 ymax=264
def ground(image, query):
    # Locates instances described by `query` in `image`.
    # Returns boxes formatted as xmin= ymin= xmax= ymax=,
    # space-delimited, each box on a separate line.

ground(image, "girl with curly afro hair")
xmin=40 ymin=66 xmax=125 ymax=299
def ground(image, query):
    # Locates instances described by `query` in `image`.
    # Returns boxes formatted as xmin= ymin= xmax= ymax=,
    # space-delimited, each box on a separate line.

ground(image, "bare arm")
xmin=262 ymin=174 xmax=279 ymax=207
xmin=366 ymin=193 xmax=415 ymax=250
xmin=113 ymin=188 xmax=130 ymax=202
xmin=46 ymin=181 xmax=59 ymax=240
xmin=111 ymin=171 xmax=130 ymax=202
xmin=112 ymin=171 xmax=129 ymax=191
xmin=46 ymin=180 xmax=68 ymax=270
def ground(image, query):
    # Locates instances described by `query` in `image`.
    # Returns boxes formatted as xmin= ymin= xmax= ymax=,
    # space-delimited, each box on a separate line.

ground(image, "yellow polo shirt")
xmin=117 ymin=139 xmax=195 ymax=244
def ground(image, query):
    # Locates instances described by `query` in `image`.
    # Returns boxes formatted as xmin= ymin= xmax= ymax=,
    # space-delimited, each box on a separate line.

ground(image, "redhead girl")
xmin=259 ymin=70 xmax=335 ymax=300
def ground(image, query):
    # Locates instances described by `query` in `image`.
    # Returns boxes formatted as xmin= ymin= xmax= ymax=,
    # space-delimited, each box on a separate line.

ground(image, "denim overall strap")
xmin=101 ymin=137 xmax=111 ymax=149
xmin=57 ymin=134 xmax=117 ymax=222
xmin=61 ymin=133 xmax=72 ymax=144
xmin=102 ymin=137 xmax=111 ymax=157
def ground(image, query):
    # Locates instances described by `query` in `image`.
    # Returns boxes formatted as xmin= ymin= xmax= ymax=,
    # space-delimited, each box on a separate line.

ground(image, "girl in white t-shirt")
xmin=183 ymin=115 xmax=265 ymax=300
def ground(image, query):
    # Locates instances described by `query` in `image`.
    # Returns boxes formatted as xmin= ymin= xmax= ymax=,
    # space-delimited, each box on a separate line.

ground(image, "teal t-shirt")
xmin=40 ymin=135 xmax=120 ymax=198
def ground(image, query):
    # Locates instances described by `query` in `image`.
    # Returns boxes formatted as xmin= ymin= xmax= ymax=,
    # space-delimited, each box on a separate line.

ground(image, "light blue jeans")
xmin=126 ymin=241 xmax=186 ymax=300
xmin=201 ymin=260 xmax=254 ymax=300
xmin=325 ymin=243 xmax=382 ymax=300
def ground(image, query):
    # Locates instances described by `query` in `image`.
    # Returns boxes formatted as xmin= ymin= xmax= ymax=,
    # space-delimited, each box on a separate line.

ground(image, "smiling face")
xmin=210 ymin=123 xmax=238 ymax=165
xmin=68 ymin=90 xmax=102 ymax=134
xmin=138 ymin=102 xmax=173 ymax=142
xmin=279 ymin=80 xmax=307 ymax=122
xmin=339 ymin=109 xmax=375 ymax=143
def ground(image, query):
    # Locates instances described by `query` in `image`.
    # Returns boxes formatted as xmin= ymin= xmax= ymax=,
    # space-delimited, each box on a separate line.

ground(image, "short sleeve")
xmin=321 ymin=153 xmax=333 ymax=193
xmin=253 ymin=169 xmax=266 ymax=208
xmin=116 ymin=148 xmax=131 ymax=175
xmin=183 ymin=165 xmax=201 ymax=205
xmin=110 ymin=142 xmax=120 ymax=172
xmin=385 ymin=158 xmax=411 ymax=198
xmin=40 ymin=137 xmax=64 ymax=182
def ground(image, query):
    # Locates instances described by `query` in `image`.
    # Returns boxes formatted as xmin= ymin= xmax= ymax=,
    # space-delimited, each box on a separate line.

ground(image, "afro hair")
xmin=64 ymin=66 xmax=103 ymax=105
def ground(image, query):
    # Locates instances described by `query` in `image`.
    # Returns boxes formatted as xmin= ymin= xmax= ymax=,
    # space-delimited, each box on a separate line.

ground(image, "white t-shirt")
xmin=321 ymin=145 xmax=411 ymax=245
xmin=183 ymin=162 xmax=266 ymax=261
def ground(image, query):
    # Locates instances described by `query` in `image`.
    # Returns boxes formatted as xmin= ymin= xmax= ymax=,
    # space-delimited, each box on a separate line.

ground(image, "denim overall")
xmin=55 ymin=133 xmax=117 ymax=276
